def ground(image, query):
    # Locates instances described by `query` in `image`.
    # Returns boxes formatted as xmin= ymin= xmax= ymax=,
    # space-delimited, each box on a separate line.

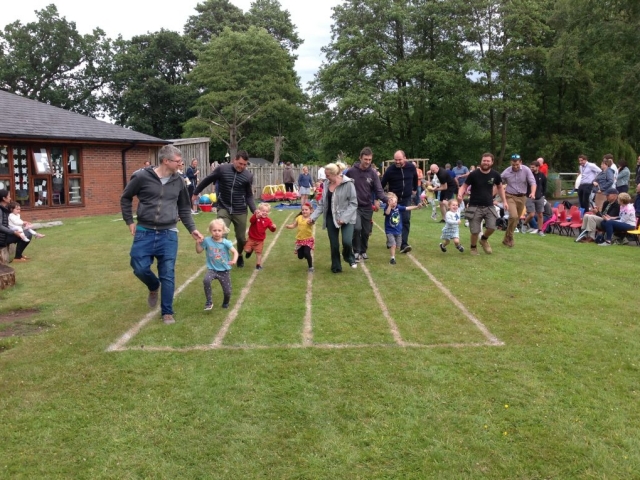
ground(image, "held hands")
xmin=191 ymin=230 xmax=204 ymax=242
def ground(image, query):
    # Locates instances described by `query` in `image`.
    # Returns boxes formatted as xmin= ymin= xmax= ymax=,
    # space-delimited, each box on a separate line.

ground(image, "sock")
xmin=481 ymin=235 xmax=488 ymax=241
xmin=471 ymin=245 xmax=477 ymax=249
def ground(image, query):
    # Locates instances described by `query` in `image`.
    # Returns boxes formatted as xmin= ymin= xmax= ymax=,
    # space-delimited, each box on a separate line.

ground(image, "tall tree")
xmin=311 ymin=0 xmax=474 ymax=162
xmin=104 ymin=30 xmax=198 ymax=139
xmin=185 ymin=27 xmax=306 ymax=160
xmin=183 ymin=0 xmax=248 ymax=43
xmin=247 ymin=0 xmax=303 ymax=54
xmin=0 ymin=4 xmax=111 ymax=116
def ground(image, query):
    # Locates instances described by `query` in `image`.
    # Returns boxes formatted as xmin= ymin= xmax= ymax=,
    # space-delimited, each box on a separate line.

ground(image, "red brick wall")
xmin=26 ymin=145 xmax=157 ymax=222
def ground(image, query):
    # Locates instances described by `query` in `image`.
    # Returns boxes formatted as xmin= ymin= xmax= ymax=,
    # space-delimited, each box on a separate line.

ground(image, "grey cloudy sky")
xmin=3 ymin=0 xmax=342 ymax=89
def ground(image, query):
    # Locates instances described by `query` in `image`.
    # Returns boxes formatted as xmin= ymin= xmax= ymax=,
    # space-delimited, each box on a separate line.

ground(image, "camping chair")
xmin=559 ymin=205 xmax=579 ymax=236
xmin=566 ymin=207 xmax=583 ymax=237
xmin=549 ymin=204 xmax=566 ymax=234
xmin=625 ymin=218 xmax=640 ymax=245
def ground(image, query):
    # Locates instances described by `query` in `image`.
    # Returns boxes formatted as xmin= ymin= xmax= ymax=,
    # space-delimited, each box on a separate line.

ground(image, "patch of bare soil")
xmin=0 ymin=308 xmax=50 ymax=339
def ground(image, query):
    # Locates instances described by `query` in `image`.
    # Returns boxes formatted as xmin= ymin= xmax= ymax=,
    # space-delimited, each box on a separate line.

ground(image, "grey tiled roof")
xmin=0 ymin=89 xmax=167 ymax=144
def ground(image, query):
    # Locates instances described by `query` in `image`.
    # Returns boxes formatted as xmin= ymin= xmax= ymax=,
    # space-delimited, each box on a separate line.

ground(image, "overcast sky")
xmin=3 ymin=0 xmax=342 ymax=89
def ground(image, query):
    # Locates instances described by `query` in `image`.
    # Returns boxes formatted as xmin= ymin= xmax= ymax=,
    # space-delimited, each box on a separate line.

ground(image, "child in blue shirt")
xmin=196 ymin=219 xmax=238 ymax=310
xmin=381 ymin=192 xmax=422 ymax=264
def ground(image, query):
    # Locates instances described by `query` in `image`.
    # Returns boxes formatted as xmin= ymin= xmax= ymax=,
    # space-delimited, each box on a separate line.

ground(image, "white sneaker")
xmin=464 ymin=220 xmax=469 ymax=227
xmin=528 ymin=229 xmax=538 ymax=235
xmin=350 ymin=263 xmax=357 ymax=269
xmin=537 ymin=231 xmax=545 ymax=237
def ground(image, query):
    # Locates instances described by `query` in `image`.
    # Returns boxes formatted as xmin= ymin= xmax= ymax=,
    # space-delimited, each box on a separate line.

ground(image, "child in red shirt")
xmin=244 ymin=202 xmax=277 ymax=270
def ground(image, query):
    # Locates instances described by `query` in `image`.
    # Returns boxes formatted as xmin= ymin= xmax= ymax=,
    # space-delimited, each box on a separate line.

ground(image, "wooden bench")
xmin=0 ymin=244 xmax=16 ymax=290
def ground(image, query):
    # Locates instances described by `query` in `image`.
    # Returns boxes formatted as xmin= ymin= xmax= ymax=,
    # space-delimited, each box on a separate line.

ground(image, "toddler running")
xmin=439 ymin=200 xmax=464 ymax=253
xmin=244 ymin=202 xmax=277 ymax=270
xmin=196 ymin=219 xmax=238 ymax=310
xmin=381 ymin=192 xmax=422 ymax=264
xmin=285 ymin=202 xmax=315 ymax=272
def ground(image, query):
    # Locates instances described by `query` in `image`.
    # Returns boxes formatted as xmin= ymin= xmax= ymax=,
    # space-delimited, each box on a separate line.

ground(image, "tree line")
xmin=1 ymin=0 xmax=638 ymax=171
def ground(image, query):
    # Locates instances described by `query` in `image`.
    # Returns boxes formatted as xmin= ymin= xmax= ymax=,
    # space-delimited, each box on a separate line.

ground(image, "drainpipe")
xmin=121 ymin=143 xmax=137 ymax=188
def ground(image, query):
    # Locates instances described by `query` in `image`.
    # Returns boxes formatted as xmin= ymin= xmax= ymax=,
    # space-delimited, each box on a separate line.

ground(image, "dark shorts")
xmin=440 ymin=190 xmax=455 ymax=201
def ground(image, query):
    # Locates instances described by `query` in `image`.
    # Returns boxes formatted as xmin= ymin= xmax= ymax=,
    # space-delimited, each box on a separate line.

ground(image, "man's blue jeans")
xmin=130 ymin=229 xmax=178 ymax=315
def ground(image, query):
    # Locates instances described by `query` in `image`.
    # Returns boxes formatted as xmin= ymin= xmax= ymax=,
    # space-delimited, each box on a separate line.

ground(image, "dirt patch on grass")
xmin=0 ymin=308 xmax=50 ymax=339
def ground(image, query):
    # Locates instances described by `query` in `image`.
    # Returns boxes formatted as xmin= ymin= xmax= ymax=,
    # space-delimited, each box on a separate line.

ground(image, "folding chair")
xmin=549 ymin=204 xmax=566 ymax=234
xmin=559 ymin=205 xmax=579 ymax=236
xmin=626 ymin=218 xmax=640 ymax=245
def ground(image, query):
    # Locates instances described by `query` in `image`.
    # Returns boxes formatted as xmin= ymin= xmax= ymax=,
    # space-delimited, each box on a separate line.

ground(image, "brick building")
xmin=0 ymin=90 xmax=168 ymax=221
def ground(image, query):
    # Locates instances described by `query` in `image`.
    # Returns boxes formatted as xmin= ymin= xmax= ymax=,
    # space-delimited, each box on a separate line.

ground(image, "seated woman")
xmin=0 ymin=189 xmax=33 ymax=262
xmin=599 ymin=192 xmax=636 ymax=246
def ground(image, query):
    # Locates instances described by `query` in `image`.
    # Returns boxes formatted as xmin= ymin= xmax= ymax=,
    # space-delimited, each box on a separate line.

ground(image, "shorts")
xmin=465 ymin=205 xmax=499 ymax=235
xmin=386 ymin=233 xmax=402 ymax=248
xmin=244 ymin=238 xmax=265 ymax=254
xmin=527 ymin=197 xmax=544 ymax=213
xmin=299 ymin=186 xmax=311 ymax=195
xmin=440 ymin=190 xmax=455 ymax=201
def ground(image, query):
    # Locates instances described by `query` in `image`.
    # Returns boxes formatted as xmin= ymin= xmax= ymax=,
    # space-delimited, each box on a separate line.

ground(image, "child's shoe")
xmin=456 ymin=244 xmax=464 ymax=253
xmin=204 ymin=303 xmax=213 ymax=311
xmin=439 ymin=243 xmax=447 ymax=253
xmin=222 ymin=303 xmax=229 ymax=308
xmin=256 ymin=265 xmax=263 ymax=270
xmin=389 ymin=258 xmax=396 ymax=265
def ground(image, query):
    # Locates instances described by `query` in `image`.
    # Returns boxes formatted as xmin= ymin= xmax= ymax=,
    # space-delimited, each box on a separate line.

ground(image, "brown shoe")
xmin=502 ymin=236 xmax=514 ymax=248
xmin=584 ymin=237 xmax=595 ymax=243
xmin=479 ymin=238 xmax=492 ymax=254
xmin=13 ymin=257 xmax=28 ymax=262
xmin=470 ymin=247 xmax=479 ymax=256
xmin=162 ymin=314 xmax=175 ymax=325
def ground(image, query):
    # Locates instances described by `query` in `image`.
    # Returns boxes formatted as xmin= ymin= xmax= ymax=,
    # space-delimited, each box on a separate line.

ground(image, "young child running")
xmin=196 ymin=219 xmax=238 ymax=311
xmin=381 ymin=192 xmax=422 ymax=264
xmin=244 ymin=202 xmax=277 ymax=270
xmin=8 ymin=202 xmax=45 ymax=242
xmin=439 ymin=199 xmax=465 ymax=253
xmin=285 ymin=202 xmax=315 ymax=272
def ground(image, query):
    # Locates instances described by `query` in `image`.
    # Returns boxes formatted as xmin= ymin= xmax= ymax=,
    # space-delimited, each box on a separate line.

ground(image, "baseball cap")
xmin=605 ymin=187 xmax=618 ymax=195
xmin=456 ymin=160 xmax=463 ymax=166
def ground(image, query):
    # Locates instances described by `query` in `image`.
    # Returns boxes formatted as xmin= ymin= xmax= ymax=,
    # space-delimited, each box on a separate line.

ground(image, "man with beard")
xmin=457 ymin=153 xmax=507 ymax=255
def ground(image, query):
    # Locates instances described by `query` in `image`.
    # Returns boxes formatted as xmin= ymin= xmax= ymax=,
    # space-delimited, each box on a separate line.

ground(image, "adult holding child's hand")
xmin=309 ymin=163 xmax=358 ymax=273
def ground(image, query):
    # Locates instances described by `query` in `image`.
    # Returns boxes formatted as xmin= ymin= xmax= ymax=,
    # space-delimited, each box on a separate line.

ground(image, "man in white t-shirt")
xmin=317 ymin=166 xmax=326 ymax=182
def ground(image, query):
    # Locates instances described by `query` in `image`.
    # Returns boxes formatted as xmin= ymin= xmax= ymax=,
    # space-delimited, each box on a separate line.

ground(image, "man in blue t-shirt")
xmin=452 ymin=160 xmax=470 ymax=186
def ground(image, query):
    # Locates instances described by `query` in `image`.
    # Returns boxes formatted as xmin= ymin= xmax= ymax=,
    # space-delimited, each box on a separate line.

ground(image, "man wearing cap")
xmin=452 ymin=160 xmax=470 ymax=186
xmin=500 ymin=154 xmax=536 ymax=248
xmin=524 ymin=160 xmax=547 ymax=236
xmin=577 ymin=154 xmax=601 ymax=210
xmin=575 ymin=187 xmax=619 ymax=243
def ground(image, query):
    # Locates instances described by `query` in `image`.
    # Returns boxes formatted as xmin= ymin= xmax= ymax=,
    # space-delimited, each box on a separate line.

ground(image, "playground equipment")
xmin=261 ymin=184 xmax=299 ymax=202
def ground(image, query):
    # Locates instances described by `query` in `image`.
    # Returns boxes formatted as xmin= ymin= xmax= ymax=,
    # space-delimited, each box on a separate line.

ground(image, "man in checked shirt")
xmin=500 ymin=154 xmax=536 ymax=248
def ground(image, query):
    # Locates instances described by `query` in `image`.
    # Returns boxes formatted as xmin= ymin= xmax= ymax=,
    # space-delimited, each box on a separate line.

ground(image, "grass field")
xmin=1 ymin=208 xmax=639 ymax=479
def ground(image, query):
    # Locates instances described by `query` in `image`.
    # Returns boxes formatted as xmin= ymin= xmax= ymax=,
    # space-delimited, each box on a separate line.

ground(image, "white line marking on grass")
xmin=372 ymin=221 xmax=504 ymax=347
xmin=210 ymin=212 xmax=294 ymax=347
xmin=360 ymin=261 xmax=405 ymax=346
xmin=407 ymin=255 xmax=504 ymax=346
xmin=302 ymin=268 xmax=314 ymax=346
xmin=117 ymin=341 xmax=497 ymax=352
xmin=106 ymin=266 xmax=207 ymax=352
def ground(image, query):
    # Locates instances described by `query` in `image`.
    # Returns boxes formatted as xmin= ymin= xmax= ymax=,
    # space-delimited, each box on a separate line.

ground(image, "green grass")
xmin=1 ymin=209 xmax=639 ymax=478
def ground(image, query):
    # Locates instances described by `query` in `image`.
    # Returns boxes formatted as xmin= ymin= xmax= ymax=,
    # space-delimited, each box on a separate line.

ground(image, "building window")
xmin=0 ymin=144 xmax=83 ymax=208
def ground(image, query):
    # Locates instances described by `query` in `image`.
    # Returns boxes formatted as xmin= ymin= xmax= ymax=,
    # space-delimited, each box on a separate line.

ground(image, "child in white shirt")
xmin=8 ymin=202 xmax=45 ymax=242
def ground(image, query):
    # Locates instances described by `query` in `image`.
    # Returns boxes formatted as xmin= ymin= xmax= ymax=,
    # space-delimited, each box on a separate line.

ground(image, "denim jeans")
xmin=601 ymin=220 xmax=634 ymax=241
xmin=130 ymin=229 xmax=178 ymax=315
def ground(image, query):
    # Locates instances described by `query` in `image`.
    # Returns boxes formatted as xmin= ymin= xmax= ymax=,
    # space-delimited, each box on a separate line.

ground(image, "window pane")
xmin=33 ymin=178 xmax=49 ymax=206
xmin=68 ymin=148 xmax=80 ymax=174
xmin=0 ymin=146 xmax=8 ymax=174
xmin=13 ymin=147 xmax=30 ymax=207
xmin=69 ymin=178 xmax=82 ymax=204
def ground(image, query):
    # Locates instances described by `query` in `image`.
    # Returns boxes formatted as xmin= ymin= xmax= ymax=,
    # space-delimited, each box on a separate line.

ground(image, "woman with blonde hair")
xmin=598 ymin=192 xmax=636 ymax=246
xmin=309 ymin=163 xmax=358 ymax=272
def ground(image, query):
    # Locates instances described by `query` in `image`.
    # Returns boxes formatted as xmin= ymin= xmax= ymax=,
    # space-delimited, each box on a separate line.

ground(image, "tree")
xmin=0 ymin=4 xmax=111 ymax=116
xmin=185 ymin=27 xmax=306 ymax=161
xmin=311 ymin=0 xmax=475 ymax=162
xmin=183 ymin=0 xmax=248 ymax=43
xmin=104 ymin=30 xmax=198 ymax=139
xmin=247 ymin=0 xmax=303 ymax=54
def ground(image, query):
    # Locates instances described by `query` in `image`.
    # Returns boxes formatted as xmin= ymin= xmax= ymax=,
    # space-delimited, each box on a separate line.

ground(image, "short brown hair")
xmin=481 ymin=152 xmax=494 ymax=161
xmin=360 ymin=147 xmax=373 ymax=158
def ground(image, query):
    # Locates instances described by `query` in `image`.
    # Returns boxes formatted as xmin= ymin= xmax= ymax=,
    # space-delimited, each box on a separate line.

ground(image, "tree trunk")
xmin=0 ymin=247 xmax=16 ymax=290
xmin=273 ymin=136 xmax=284 ymax=165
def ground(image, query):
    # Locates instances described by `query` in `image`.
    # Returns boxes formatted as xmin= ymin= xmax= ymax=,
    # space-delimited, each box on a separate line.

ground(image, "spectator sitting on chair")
xmin=634 ymin=183 xmax=640 ymax=221
xmin=576 ymin=187 xmax=619 ymax=243
xmin=598 ymin=192 xmax=636 ymax=246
